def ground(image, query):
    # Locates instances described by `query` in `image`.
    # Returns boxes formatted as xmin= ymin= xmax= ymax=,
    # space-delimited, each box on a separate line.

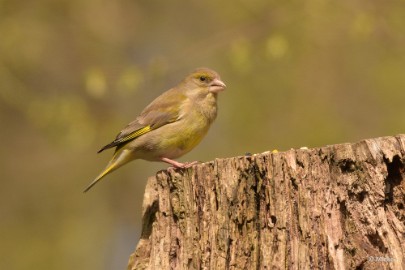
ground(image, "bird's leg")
xmin=161 ymin=157 xmax=199 ymax=169
xmin=161 ymin=157 xmax=185 ymax=168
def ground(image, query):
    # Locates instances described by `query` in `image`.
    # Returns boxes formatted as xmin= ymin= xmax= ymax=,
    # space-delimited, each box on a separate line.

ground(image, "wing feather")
xmin=97 ymin=88 xmax=187 ymax=153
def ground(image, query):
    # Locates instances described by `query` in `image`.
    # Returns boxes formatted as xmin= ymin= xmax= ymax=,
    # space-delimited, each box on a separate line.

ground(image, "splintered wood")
xmin=128 ymin=135 xmax=405 ymax=270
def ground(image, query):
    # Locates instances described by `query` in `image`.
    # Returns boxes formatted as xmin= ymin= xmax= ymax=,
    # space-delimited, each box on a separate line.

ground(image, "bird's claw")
xmin=161 ymin=157 xmax=200 ymax=170
xmin=181 ymin=161 xmax=199 ymax=168
xmin=170 ymin=161 xmax=199 ymax=169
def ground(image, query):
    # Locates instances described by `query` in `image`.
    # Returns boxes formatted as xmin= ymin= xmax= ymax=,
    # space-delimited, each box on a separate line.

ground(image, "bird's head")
xmin=182 ymin=68 xmax=226 ymax=97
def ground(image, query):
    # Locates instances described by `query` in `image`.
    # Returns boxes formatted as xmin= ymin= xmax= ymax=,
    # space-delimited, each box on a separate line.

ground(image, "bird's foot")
xmin=181 ymin=161 xmax=199 ymax=168
xmin=161 ymin=157 xmax=199 ymax=169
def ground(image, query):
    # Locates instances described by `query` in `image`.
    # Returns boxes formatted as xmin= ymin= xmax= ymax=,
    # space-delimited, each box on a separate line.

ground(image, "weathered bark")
xmin=128 ymin=135 xmax=405 ymax=270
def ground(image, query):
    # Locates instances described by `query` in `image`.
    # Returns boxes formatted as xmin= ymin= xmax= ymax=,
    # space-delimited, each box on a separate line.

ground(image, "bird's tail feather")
xmin=83 ymin=150 xmax=131 ymax=193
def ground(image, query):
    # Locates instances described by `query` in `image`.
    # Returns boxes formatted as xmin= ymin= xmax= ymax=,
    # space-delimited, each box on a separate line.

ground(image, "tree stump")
xmin=128 ymin=135 xmax=405 ymax=270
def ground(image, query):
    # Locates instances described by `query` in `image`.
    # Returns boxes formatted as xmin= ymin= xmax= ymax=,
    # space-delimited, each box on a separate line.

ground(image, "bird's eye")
xmin=199 ymin=76 xmax=206 ymax=82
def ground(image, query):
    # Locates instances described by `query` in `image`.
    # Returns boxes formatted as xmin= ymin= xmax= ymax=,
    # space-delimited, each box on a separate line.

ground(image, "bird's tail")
xmin=83 ymin=149 xmax=132 ymax=193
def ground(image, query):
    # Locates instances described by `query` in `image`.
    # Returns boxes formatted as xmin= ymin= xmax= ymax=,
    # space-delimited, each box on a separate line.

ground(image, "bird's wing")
xmin=97 ymin=89 xmax=187 ymax=153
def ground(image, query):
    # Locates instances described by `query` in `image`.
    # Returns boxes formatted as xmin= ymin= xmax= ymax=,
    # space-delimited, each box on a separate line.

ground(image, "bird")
xmin=83 ymin=68 xmax=226 ymax=192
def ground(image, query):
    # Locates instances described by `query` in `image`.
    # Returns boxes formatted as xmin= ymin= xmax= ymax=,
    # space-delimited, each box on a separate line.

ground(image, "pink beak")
xmin=209 ymin=78 xmax=226 ymax=93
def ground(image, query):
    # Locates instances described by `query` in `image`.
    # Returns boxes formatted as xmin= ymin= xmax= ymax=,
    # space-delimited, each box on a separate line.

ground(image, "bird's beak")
xmin=209 ymin=78 xmax=226 ymax=93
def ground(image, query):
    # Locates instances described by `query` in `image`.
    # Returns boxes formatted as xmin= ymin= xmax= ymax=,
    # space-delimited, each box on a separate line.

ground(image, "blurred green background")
xmin=1 ymin=0 xmax=404 ymax=269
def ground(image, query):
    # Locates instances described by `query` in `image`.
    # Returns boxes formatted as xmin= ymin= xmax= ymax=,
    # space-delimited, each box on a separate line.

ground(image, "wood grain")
xmin=128 ymin=135 xmax=405 ymax=270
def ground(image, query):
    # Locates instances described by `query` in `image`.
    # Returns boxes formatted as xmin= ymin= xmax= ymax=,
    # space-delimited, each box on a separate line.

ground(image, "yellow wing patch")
xmin=117 ymin=125 xmax=152 ymax=143
xmin=97 ymin=125 xmax=153 ymax=153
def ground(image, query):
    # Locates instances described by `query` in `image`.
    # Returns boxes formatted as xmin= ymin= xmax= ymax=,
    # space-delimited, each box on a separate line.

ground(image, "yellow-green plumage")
xmin=84 ymin=68 xmax=226 ymax=192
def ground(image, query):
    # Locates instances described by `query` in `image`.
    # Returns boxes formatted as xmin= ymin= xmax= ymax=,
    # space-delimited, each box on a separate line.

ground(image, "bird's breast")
xmin=163 ymin=111 xmax=212 ymax=158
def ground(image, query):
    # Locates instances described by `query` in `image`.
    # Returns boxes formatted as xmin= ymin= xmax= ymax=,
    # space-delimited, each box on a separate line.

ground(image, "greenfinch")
xmin=84 ymin=68 xmax=226 ymax=192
